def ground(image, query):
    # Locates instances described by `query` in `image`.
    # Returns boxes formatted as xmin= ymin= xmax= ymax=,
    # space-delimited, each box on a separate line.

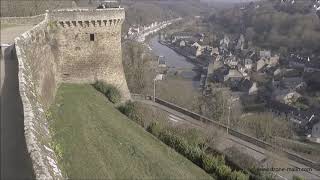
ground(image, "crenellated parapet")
xmin=55 ymin=18 xmax=123 ymax=28
xmin=47 ymin=8 xmax=124 ymax=28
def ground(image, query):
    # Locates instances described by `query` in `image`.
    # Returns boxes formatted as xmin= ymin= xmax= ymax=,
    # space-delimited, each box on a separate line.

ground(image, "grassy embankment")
xmin=49 ymin=84 xmax=213 ymax=179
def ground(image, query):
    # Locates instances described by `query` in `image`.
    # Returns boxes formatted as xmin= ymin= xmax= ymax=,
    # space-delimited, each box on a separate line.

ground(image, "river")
xmin=149 ymin=36 xmax=201 ymax=88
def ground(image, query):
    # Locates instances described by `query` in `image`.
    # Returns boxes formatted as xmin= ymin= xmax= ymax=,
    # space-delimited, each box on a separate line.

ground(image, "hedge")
xmin=146 ymin=122 xmax=249 ymax=180
xmin=93 ymin=81 xmax=121 ymax=103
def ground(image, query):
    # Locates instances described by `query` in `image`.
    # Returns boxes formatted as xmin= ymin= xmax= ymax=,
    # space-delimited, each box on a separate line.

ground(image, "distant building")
xmin=273 ymin=68 xmax=282 ymax=77
xmin=194 ymin=33 xmax=204 ymax=42
xmin=265 ymin=55 xmax=279 ymax=66
xmin=212 ymin=48 xmax=219 ymax=56
xmin=225 ymin=56 xmax=238 ymax=68
xmin=238 ymin=79 xmax=253 ymax=92
xmin=274 ymin=89 xmax=301 ymax=105
xmin=248 ymin=82 xmax=258 ymax=95
xmin=255 ymin=59 xmax=266 ymax=71
xmin=191 ymin=42 xmax=203 ymax=57
xmin=224 ymin=69 xmax=243 ymax=89
xmin=179 ymin=40 xmax=186 ymax=47
xmin=268 ymin=100 xmax=320 ymax=142
xmin=311 ymin=120 xmax=320 ymax=143
xmin=235 ymin=34 xmax=245 ymax=51
xmin=280 ymin=77 xmax=305 ymax=90
xmin=244 ymin=58 xmax=253 ymax=70
xmin=219 ymin=35 xmax=230 ymax=52
xmin=260 ymin=50 xmax=271 ymax=59
xmin=224 ymin=69 xmax=243 ymax=82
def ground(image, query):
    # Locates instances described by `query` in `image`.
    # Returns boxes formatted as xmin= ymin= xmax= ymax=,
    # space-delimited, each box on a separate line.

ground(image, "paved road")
xmin=1 ymin=25 xmax=35 ymax=179
xmin=135 ymin=99 xmax=320 ymax=180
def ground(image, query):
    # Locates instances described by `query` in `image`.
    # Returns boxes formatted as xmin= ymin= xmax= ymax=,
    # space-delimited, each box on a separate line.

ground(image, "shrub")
xmin=230 ymin=171 xmax=249 ymax=180
xmin=147 ymin=122 xmax=164 ymax=137
xmin=216 ymin=155 xmax=225 ymax=167
xmin=118 ymin=101 xmax=135 ymax=117
xmin=146 ymin=121 xmax=252 ymax=180
xmin=202 ymin=154 xmax=218 ymax=173
xmin=293 ymin=175 xmax=305 ymax=180
xmin=187 ymin=145 xmax=204 ymax=166
xmin=93 ymin=81 xmax=121 ymax=103
xmin=217 ymin=165 xmax=232 ymax=180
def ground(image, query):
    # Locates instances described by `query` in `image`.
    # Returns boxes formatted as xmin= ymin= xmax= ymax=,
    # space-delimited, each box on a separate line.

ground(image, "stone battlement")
xmin=48 ymin=8 xmax=124 ymax=28
xmin=48 ymin=8 xmax=124 ymax=21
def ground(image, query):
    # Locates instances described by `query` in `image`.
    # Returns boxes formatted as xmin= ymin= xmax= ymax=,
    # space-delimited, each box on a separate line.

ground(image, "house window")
xmin=90 ymin=33 xmax=95 ymax=41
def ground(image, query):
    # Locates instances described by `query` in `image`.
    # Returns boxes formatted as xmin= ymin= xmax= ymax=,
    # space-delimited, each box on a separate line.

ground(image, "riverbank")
xmin=158 ymin=41 xmax=207 ymax=67
xmin=158 ymin=40 xmax=208 ymax=90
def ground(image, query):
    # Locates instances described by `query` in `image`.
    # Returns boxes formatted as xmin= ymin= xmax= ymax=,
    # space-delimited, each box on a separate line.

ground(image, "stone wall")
xmin=13 ymin=8 xmax=131 ymax=179
xmin=49 ymin=8 xmax=130 ymax=100
xmin=15 ymin=16 xmax=62 ymax=179
xmin=0 ymin=14 xmax=45 ymax=25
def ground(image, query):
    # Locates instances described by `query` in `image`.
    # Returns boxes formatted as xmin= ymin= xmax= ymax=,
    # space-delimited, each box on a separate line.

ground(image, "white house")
xmin=179 ymin=40 xmax=186 ymax=47
xmin=311 ymin=121 xmax=320 ymax=143
xmin=191 ymin=42 xmax=203 ymax=57
xmin=249 ymin=82 xmax=258 ymax=95
xmin=260 ymin=50 xmax=271 ymax=59
xmin=244 ymin=59 xmax=253 ymax=70
xmin=265 ymin=55 xmax=279 ymax=66
xmin=255 ymin=59 xmax=266 ymax=71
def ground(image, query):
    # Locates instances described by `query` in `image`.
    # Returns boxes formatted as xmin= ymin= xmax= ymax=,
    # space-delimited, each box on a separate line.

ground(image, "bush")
xmin=202 ymin=154 xmax=218 ymax=173
xmin=147 ymin=122 xmax=164 ymax=137
xmin=118 ymin=101 xmax=135 ymax=117
xmin=230 ymin=171 xmax=249 ymax=180
xmin=139 ymin=116 xmax=251 ymax=180
xmin=217 ymin=165 xmax=232 ymax=180
xmin=292 ymin=175 xmax=305 ymax=180
xmin=93 ymin=81 xmax=121 ymax=103
xmin=187 ymin=145 xmax=204 ymax=166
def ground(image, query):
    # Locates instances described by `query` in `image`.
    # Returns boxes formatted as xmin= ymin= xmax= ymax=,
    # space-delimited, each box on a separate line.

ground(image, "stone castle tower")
xmin=48 ymin=8 xmax=130 ymax=100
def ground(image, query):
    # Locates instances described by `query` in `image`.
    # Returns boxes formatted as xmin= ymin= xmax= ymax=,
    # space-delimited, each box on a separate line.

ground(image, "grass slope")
xmin=49 ymin=84 xmax=213 ymax=179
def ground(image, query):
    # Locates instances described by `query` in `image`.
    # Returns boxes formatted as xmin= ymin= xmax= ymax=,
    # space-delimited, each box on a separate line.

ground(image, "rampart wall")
xmin=13 ymin=8 xmax=130 ymax=179
xmin=15 ymin=15 xmax=62 ymax=179
xmin=0 ymin=14 xmax=45 ymax=25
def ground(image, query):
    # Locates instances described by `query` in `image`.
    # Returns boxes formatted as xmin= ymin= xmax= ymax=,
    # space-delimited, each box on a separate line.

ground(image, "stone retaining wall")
xmin=15 ymin=14 xmax=63 ymax=179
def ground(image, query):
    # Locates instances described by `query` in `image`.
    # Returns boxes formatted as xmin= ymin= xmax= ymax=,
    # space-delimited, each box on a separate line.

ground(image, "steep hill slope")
xmin=48 ymin=84 xmax=213 ymax=179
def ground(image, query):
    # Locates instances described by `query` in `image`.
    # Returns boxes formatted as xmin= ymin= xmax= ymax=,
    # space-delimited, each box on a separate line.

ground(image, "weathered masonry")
xmin=14 ymin=8 xmax=130 ymax=179
xmin=49 ymin=9 xmax=130 ymax=100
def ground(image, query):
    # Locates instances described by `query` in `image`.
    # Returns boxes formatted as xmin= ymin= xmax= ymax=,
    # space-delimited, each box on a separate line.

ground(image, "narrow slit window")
xmin=90 ymin=33 xmax=95 ymax=41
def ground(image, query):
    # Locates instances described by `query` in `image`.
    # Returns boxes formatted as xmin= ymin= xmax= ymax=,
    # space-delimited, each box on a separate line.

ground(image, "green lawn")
xmin=49 ymin=84 xmax=213 ymax=179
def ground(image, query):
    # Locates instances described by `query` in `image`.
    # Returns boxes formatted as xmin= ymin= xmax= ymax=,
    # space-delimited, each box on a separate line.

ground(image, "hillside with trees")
xmin=207 ymin=0 xmax=320 ymax=57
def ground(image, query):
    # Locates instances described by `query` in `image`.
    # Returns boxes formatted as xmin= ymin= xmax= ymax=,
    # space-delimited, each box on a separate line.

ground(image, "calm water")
xmin=149 ymin=36 xmax=200 ymax=88
xmin=150 ymin=37 xmax=194 ymax=68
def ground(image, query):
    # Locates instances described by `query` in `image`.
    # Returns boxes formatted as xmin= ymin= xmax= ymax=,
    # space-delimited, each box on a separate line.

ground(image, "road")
xmin=134 ymin=98 xmax=320 ymax=180
xmin=128 ymin=18 xmax=181 ymax=42
xmin=1 ymin=25 xmax=35 ymax=179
